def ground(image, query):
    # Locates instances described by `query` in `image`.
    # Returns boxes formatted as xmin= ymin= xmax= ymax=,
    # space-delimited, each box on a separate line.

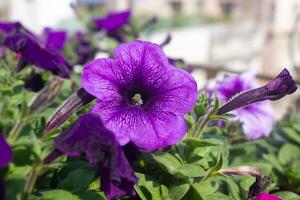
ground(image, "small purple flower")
xmin=93 ymin=10 xmax=131 ymax=32
xmin=2 ymin=29 xmax=72 ymax=78
xmin=213 ymin=69 xmax=297 ymax=139
xmin=74 ymin=31 xmax=96 ymax=65
xmin=81 ymin=40 xmax=197 ymax=151
xmin=43 ymin=27 xmax=67 ymax=53
xmin=54 ymin=113 xmax=137 ymax=200
xmin=0 ymin=133 xmax=13 ymax=167
xmin=254 ymin=193 xmax=282 ymax=200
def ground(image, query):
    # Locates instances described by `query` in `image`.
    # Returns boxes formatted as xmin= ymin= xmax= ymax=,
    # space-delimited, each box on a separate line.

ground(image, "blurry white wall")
xmin=9 ymin=0 xmax=76 ymax=33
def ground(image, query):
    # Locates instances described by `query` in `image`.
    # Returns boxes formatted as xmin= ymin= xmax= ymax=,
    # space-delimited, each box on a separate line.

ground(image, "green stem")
xmin=195 ymin=114 xmax=211 ymax=138
xmin=21 ymin=163 xmax=43 ymax=200
xmin=8 ymin=118 xmax=24 ymax=142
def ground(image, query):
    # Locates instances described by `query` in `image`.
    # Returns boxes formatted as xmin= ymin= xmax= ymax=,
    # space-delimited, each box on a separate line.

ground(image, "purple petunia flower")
xmin=0 ymin=133 xmax=13 ymax=167
xmin=43 ymin=27 xmax=67 ymax=53
xmin=74 ymin=31 xmax=96 ymax=65
xmin=54 ymin=113 xmax=137 ymax=200
xmin=93 ymin=10 xmax=131 ymax=32
xmin=254 ymin=193 xmax=282 ymax=200
xmin=212 ymin=72 xmax=275 ymax=139
xmin=2 ymin=29 xmax=72 ymax=78
xmin=81 ymin=40 xmax=197 ymax=151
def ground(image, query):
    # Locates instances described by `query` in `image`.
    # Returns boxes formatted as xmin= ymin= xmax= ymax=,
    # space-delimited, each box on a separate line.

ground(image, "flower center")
xmin=131 ymin=93 xmax=143 ymax=106
xmin=124 ymin=85 xmax=152 ymax=107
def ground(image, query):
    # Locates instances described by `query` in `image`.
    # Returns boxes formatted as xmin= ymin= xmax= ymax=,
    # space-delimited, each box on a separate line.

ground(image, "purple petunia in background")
xmin=74 ymin=31 xmax=97 ymax=65
xmin=0 ymin=133 xmax=13 ymax=167
xmin=81 ymin=40 xmax=197 ymax=151
xmin=42 ymin=27 xmax=67 ymax=53
xmin=212 ymin=72 xmax=275 ymax=139
xmin=93 ymin=10 xmax=131 ymax=32
xmin=0 ymin=22 xmax=71 ymax=78
xmin=54 ymin=113 xmax=137 ymax=200
xmin=212 ymin=69 xmax=297 ymax=139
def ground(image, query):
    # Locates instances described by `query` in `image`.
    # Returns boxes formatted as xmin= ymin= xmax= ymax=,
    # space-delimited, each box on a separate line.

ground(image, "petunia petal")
xmin=0 ymin=133 xmax=13 ymax=167
xmin=235 ymin=102 xmax=274 ymax=139
xmin=92 ymin=102 xmax=187 ymax=151
xmin=81 ymin=58 xmax=122 ymax=100
xmin=93 ymin=10 xmax=131 ymax=32
xmin=151 ymin=66 xmax=197 ymax=114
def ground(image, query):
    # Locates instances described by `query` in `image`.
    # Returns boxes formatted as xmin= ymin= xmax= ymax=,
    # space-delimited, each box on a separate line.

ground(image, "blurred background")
xmin=1 ymin=0 xmax=300 ymax=118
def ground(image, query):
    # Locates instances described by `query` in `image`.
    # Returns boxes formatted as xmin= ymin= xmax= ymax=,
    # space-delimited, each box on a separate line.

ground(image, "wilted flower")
xmin=54 ymin=113 xmax=137 ymax=200
xmin=213 ymin=69 xmax=297 ymax=139
xmin=42 ymin=27 xmax=67 ymax=53
xmin=0 ymin=133 xmax=13 ymax=167
xmin=93 ymin=10 xmax=131 ymax=32
xmin=81 ymin=40 xmax=197 ymax=151
xmin=254 ymin=193 xmax=282 ymax=200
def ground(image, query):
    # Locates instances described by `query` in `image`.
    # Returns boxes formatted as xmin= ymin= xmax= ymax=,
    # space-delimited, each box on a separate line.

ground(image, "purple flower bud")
xmin=141 ymin=16 xmax=158 ymax=30
xmin=54 ymin=113 xmax=137 ymax=200
xmin=217 ymin=69 xmax=297 ymax=115
xmin=160 ymin=34 xmax=172 ymax=47
xmin=44 ymin=87 xmax=95 ymax=133
xmin=0 ymin=133 xmax=13 ymax=167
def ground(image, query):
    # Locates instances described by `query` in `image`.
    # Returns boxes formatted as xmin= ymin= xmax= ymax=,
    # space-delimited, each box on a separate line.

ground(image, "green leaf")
xmin=223 ymin=177 xmax=241 ymax=200
xmin=174 ymin=164 xmax=206 ymax=178
xmin=169 ymin=181 xmax=190 ymax=200
xmin=135 ymin=173 xmax=162 ymax=200
xmin=282 ymin=127 xmax=300 ymax=145
xmin=152 ymin=152 xmax=182 ymax=173
xmin=212 ymin=93 xmax=219 ymax=114
xmin=274 ymin=191 xmax=300 ymax=200
xmin=40 ymin=190 xmax=80 ymax=200
xmin=185 ymin=138 xmax=219 ymax=149
xmin=77 ymin=190 xmax=105 ymax=200
xmin=263 ymin=154 xmax=284 ymax=173
xmin=278 ymin=143 xmax=300 ymax=165
xmin=60 ymin=168 xmax=95 ymax=191
xmin=192 ymin=181 xmax=219 ymax=195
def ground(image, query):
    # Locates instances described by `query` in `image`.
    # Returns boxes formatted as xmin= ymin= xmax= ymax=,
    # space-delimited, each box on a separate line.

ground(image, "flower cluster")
xmin=0 ymin=8 xmax=299 ymax=200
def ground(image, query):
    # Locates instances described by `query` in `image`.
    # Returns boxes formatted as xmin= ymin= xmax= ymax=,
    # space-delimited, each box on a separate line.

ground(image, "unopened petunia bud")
xmin=217 ymin=69 xmax=297 ymax=115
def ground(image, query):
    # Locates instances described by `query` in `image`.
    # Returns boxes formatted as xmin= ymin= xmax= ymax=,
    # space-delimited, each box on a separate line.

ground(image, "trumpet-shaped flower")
xmin=55 ymin=113 xmax=137 ymax=200
xmin=81 ymin=40 xmax=197 ymax=151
